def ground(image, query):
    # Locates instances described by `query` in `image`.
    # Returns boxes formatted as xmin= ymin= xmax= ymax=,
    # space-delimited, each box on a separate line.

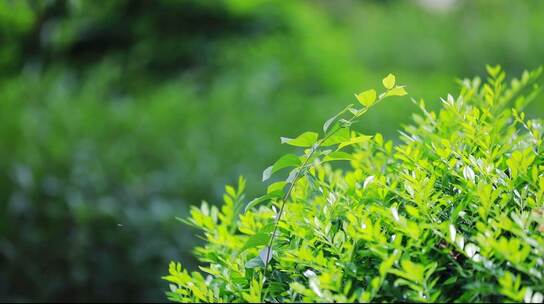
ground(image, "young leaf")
xmin=259 ymin=246 xmax=274 ymax=266
xmin=244 ymin=191 xmax=283 ymax=212
xmin=486 ymin=65 xmax=501 ymax=78
xmin=449 ymin=224 xmax=456 ymax=243
xmin=322 ymin=127 xmax=350 ymax=146
xmin=338 ymin=135 xmax=372 ymax=150
xmin=262 ymin=154 xmax=301 ymax=181
xmin=267 ymin=181 xmax=287 ymax=194
xmin=323 ymin=116 xmax=337 ymax=134
xmin=245 ymin=255 xmax=265 ymax=269
xmin=323 ymin=151 xmax=353 ymax=162
xmin=463 ymin=166 xmax=475 ymax=183
xmin=386 ymin=86 xmax=407 ymax=97
xmin=281 ymin=132 xmax=319 ymax=147
xmin=355 ymin=89 xmax=377 ymax=107
xmin=383 ymin=73 xmax=396 ymax=89
xmin=239 ymin=224 xmax=275 ymax=254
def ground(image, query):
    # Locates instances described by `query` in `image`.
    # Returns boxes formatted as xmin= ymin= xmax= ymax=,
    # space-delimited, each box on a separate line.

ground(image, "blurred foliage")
xmin=0 ymin=0 xmax=543 ymax=301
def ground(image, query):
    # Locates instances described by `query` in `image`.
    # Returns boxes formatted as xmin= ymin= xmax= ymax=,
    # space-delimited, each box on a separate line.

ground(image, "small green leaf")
xmin=386 ymin=86 xmax=407 ymax=97
xmin=338 ymin=135 xmax=372 ymax=150
xmin=355 ymin=89 xmax=377 ymax=107
xmin=383 ymin=73 xmax=396 ymax=89
xmin=405 ymin=205 xmax=419 ymax=217
xmin=323 ymin=151 xmax=353 ymax=162
xmin=245 ymin=255 xmax=265 ymax=269
xmin=239 ymin=224 xmax=275 ymax=253
xmin=262 ymin=154 xmax=301 ymax=181
xmin=486 ymin=65 xmax=501 ymax=77
xmin=244 ymin=191 xmax=282 ymax=212
xmin=322 ymin=127 xmax=350 ymax=146
xmin=323 ymin=116 xmax=337 ymax=134
xmin=339 ymin=119 xmax=353 ymax=128
xmin=348 ymin=107 xmax=361 ymax=116
xmin=280 ymin=132 xmax=319 ymax=147
xmin=443 ymin=276 xmax=458 ymax=285
xmin=267 ymin=181 xmax=287 ymax=194
xmin=259 ymin=246 xmax=274 ymax=266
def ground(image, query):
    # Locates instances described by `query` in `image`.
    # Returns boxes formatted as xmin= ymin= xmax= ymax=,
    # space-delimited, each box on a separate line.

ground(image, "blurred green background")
xmin=0 ymin=0 xmax=543 ymax=301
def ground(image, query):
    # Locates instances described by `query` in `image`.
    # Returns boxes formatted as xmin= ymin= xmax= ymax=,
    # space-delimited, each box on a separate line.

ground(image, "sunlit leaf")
xmin=386 ymin=86 xmax=407 ymax=97
xmin=280 ymin=131 xmax=319 ymax=147
xmin=262 ymin=154 xmax=301 ymax=181
xmin=322 ymin=127 xmax=350 ymax=146
xmin=338 ymin=135 xmax=372 ymax=150
xmin=382 ymin=73 xmax=396 ymax=89
xmin=239 ymin=224 xmax=275 ymax=253
xmin=323 ymin=151 xmax=353 ymax=161
xmin=244 ymin=191 xmax=282 ymax=212
xmin=355 ymin=89 xmax=377 ymax=107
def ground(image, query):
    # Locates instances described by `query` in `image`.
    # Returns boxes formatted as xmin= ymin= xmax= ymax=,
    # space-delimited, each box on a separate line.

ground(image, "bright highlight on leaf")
xmin=382 ymin=73 xmax=396 ymax=89
xmin=355 ymin=89 xmax=376 ymax=107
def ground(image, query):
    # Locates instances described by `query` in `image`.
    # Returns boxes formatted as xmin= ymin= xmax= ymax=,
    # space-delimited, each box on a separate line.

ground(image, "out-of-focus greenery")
xmin=1 ymin=0 xmax=543 ymax=301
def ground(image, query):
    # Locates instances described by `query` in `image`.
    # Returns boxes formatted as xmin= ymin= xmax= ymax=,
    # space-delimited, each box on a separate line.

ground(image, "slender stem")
xmin=262 ymin=96 xmax=386 ymax=280
xmin=262 ymin=142 xmax=316 ymax=279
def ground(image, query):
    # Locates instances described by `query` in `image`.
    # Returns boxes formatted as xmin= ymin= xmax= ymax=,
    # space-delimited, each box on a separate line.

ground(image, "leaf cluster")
xmin=164 ymin=67 xmax=544 ymax=303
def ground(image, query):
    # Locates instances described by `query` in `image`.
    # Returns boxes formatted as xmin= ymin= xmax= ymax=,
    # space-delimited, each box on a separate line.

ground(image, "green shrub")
xmin=164 ymin=67 xmax=544 ymax=302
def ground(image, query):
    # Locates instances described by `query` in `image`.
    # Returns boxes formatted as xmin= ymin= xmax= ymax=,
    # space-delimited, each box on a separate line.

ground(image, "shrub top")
xmin=164 ymin=66 xmax=544 ymax=303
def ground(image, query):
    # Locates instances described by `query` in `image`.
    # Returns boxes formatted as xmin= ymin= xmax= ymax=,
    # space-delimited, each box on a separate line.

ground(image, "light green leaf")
xmin=322 ymin=112 xmax=343 ymax=134
xmin=323 ymin=151 xmax=353 ymax=162
xmin=486 ymin=65 xmax=501 ymax=77
xmin=322 ymin=127 xmax=350 ymax=146
xmin=383 ymin=73 xmax=396 ymax=89
xmin=323 ymin=104 xmax=353 ymax=133
xmin=239 ymin=224 xmax=275 ymax=253
xmin=267 ymin=181 xmax=287 ymax=194
xmin=280 ymin=132 xmax=319 ymax=147
xmin=355 ymin=89 xmax=377 ymax=107
xmin=348 ymin=107 xmax=361 ymax=116
xmin=386 ymin=86 xmax=407 ymax=97
xmin=338 ymin=135 xmax=372 ymax=150
xmin=262 ymin=154 xmax=301 ymax=181
xmin=244 ymin=191 xmax=282 ymax=212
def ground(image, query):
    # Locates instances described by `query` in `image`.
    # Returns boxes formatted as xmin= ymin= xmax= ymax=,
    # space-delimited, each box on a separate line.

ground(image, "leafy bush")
xmin=165 ymin=67 xmax=544 ymax=302
xmin=3 ymin=0 xmax=544 ymax=301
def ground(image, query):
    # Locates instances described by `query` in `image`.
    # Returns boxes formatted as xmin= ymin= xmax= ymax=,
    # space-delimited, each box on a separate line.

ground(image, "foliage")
xmin=2 ymin=0 xmax=544 ymax=301
xmin=165 ymin=67 xmax=544 ymax=302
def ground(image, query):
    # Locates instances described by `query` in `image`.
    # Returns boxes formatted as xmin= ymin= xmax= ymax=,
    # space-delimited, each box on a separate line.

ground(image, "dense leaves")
xmin=164 ymin=67 xmax=544 ymax=302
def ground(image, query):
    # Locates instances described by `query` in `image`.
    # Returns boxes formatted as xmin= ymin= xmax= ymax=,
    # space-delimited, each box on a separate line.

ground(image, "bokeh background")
xmin=1 ymin=0 xmax=543 ymax=301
